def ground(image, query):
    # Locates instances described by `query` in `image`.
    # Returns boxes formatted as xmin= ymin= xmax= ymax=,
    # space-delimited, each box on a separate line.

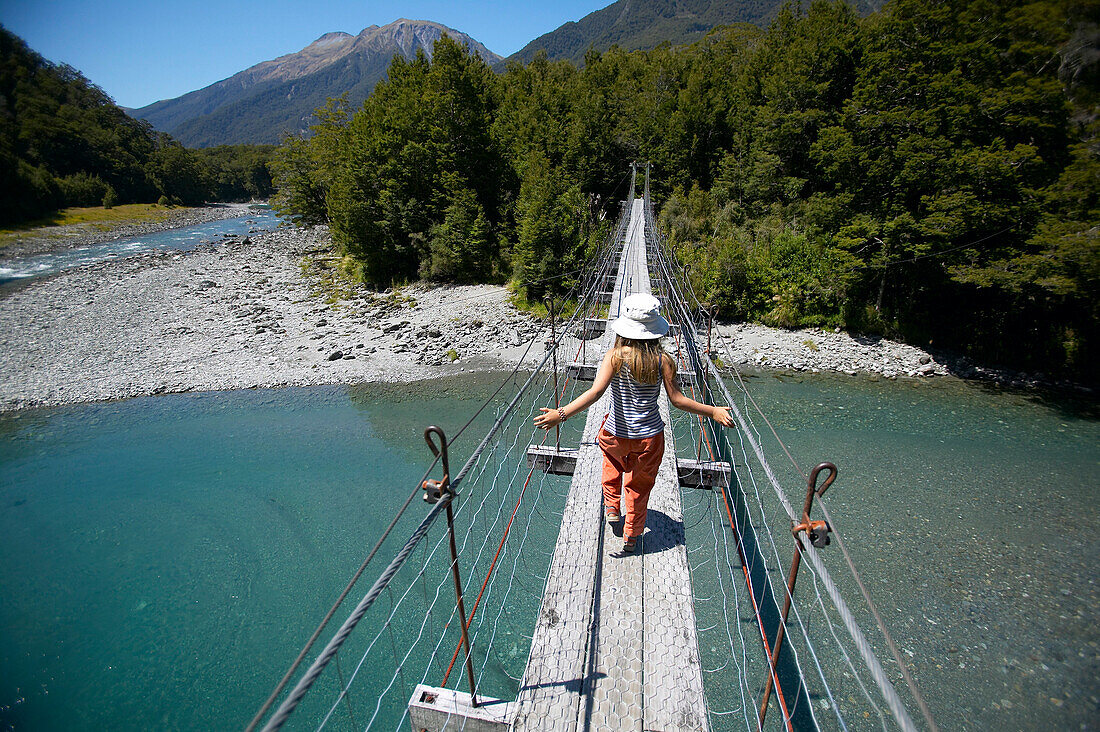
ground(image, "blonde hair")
xmin=610 ymin=335 xmax=675 ymax=385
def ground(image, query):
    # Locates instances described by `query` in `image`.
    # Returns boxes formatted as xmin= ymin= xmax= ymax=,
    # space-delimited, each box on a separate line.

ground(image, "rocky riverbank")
xmin=0 ymin=222 xmax=1081 ymax=412
xmin=710 ymin=323 xmax=1088 ymax=392
xmin=714 ymin=323 xmax=944 ymax=378
xmin=0 ymin=224 xmax=544 ymax=411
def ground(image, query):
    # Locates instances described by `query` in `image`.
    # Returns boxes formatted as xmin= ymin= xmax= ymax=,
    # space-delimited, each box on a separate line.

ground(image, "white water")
xmin=0 ymin=206 xmax=280 ymax=285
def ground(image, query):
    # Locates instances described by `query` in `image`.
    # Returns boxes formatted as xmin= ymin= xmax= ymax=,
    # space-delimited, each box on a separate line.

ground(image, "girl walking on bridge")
xmin=535 ymin=293 xmax=734 ymax=552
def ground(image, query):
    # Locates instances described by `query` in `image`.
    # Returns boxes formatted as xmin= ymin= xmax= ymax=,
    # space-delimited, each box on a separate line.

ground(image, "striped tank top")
xmin=605 ymin=364 xmax=664 ymax=439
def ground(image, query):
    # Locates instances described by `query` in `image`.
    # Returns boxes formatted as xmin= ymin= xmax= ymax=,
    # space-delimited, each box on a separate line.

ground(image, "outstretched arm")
xmin=534 ymin=350 xmax=616 ymax=429
xmin=662 ymin=354 xmax=735 ymax=427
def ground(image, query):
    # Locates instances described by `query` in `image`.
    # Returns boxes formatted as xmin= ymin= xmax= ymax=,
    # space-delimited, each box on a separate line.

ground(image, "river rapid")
xmin=0 ymin=203 xmax=279 ymax=286
xmin=0 ymin=371 xmax=1095 ymax=730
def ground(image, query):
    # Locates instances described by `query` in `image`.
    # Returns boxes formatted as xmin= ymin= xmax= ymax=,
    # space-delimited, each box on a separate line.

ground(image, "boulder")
xmin=327 ymin=350 xmax=343 ymax=361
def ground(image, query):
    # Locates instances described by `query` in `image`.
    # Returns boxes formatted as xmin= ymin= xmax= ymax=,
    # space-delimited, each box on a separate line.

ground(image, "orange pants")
xmin=597 ymin=427 xmax=665 ymax=539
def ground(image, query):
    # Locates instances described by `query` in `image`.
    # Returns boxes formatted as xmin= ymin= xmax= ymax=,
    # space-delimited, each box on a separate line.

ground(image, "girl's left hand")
xmin=534 ymin=407 xmax=560 ymax=430
xmin=712 ymin=406 xmax=735 ymax=427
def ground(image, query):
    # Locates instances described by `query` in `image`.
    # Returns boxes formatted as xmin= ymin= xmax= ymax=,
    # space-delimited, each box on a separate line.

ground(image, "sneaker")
xmin=606 ymin=507 xmax=621 ymax=523
xmin=623 ymin=536 xmax=637 ymax=552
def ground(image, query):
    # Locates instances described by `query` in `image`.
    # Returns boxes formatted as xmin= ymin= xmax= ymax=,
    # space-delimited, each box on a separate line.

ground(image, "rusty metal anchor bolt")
xmin=807 ymin=521 xmax=831 ymax=548
xmin=422 ymin=479 xmax=445 ymax=504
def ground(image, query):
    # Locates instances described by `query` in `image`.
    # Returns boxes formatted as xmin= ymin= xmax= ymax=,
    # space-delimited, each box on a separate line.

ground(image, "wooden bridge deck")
xmin=511 ymin=200 xmax=709 ymax=731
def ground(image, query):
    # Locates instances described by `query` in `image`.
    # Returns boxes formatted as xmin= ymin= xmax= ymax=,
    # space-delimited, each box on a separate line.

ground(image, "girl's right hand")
xmin=534 ymin=407 xmax=559 ymax=430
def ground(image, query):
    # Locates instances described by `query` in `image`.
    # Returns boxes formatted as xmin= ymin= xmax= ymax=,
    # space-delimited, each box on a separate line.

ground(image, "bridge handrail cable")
xmin=643 ymin=166 xmax=929 ymax=732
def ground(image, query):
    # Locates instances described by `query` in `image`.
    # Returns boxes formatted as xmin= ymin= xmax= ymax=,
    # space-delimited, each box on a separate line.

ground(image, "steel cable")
xmin=644 ymin=170 xmax=921 ymax=731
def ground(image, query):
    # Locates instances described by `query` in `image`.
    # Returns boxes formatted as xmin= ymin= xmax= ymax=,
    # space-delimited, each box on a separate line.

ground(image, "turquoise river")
xmin=0 ymin=372 xmax=1096 ymax=730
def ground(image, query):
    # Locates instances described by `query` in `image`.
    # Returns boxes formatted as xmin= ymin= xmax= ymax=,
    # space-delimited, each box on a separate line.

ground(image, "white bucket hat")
xmin=609 ymin=293 xmax=669 ymax=340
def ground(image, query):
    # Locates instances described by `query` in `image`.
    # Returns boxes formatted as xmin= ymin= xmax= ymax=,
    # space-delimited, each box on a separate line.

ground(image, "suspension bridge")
xmin=245 ymin=166 xmax=935 ymax=732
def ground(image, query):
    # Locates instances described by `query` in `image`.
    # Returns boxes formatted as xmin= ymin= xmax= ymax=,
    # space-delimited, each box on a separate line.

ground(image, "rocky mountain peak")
xmin=132 ymin=17 xmax=501 ymax=146
xmin=353 ymin=19 xmax=500 ymax=63
xmin=306 ymin=31 xmax=354 ymax=50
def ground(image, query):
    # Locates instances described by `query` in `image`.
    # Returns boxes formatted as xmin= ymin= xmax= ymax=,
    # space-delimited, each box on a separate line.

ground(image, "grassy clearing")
xmin=299 ymin=251 xmax=419 ymax=309
xmin=508 ymin=285 xmax=586 ymax=321
xmin=0 ymin=204 xmax=177 ymax=248
xmin=300 ymin=252 xmax=356 ymax=307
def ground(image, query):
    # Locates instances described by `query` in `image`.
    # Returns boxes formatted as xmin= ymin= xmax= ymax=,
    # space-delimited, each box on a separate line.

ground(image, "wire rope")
xmin=255 ymin=166 xmax=939 ymax=732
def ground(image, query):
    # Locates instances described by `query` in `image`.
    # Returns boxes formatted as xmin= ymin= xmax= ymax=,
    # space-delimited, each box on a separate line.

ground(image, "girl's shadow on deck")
xmin=638 ymin=509 xmax=684 ymax=554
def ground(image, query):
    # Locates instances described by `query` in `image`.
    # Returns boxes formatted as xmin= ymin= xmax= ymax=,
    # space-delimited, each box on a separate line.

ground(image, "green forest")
xmin=0 ymin=27 xmax=276 ymax=223
xmin=274 ymin=0 xmax=1098 ymax=380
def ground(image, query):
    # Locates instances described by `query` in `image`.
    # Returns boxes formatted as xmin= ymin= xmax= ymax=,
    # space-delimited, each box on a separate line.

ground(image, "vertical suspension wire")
xmin=263 ymin=165 xmax=931 ymax=732
xmin=643 ymin=164 xmax=925 ymax=732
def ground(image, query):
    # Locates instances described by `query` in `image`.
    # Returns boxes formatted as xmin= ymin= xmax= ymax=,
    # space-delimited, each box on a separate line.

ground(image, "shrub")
xmin=57 ymin=173 xmax=109 ymax=207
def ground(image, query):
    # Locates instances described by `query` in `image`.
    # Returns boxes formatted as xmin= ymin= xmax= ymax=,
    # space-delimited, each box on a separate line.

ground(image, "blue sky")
xmin=0 ymin=0 xmax=609 ymax=109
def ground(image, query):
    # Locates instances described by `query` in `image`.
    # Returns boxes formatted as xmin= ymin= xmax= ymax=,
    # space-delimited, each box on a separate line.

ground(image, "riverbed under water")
xmin=0 ymin=372 xmax=1095 ymax=730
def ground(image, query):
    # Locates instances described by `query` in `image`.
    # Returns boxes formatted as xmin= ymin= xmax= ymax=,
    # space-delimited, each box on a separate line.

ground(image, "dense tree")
xmin=423 ymin=183 xmax=495 ymax=282
xmin=270 ymin=96 xmax=348 ymax=224
xmin=512 ymin=152 xmax=587 ymax=300
xmin=1 ymin=26 xmax=153 ymax=220
xmin=0 ymin=26 xmax=276 ymax=223
xmin=271 ymin=0 xmax=1097 ymax=378
xmin=326 ymin=36 xmax=507 ymax=285
xmin=494 ymin=53 xmax=577 ymax=174
xmin=145 ymin=136 xmax=210 ymax=206
xmin=198 ymin=144 xmax=276 ymax=202
xmin=810 ymin=0 xmax=1082 ymax=365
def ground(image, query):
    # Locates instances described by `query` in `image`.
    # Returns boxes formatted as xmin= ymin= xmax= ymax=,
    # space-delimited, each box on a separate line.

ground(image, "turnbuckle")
xmin=421 ymin=425 xmax=452 ymax=504
xmin=792 ymin=462 xmax=836 ymax=549
xmin=792 ymin=519 xmax=831 ymax=548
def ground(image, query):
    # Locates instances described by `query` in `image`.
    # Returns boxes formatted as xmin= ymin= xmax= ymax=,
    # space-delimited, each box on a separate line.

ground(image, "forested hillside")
xmin=0 ymin=27 xmax=275 ymax=224
xmin=274 ymin=0 xmax=1097 ymax=380
xmin=506 ymin=0 xmax=880 ymax=65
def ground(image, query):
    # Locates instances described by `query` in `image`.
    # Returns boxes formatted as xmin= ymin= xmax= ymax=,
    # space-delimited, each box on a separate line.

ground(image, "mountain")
xmin=133 ymin=19 xmax=501 ymax=147
xmin=506 ymin=0 xmax=881 ymax=66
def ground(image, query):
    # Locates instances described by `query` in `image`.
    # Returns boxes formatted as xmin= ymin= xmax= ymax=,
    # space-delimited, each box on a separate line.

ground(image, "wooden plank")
xmin=526 ymin=445 xmax=579 ymax=476
xmin=514 ymin=198 xmax=709 ymax=732
xmin=642 ymin=402 xmax=710 ymax=731
xmin=511 ymin=442 xmax=604 ymax=731
xmin=677 ymin=458 xmax=732 ymax=489
xmin=564 ymin=363 xmax=598 ymax=382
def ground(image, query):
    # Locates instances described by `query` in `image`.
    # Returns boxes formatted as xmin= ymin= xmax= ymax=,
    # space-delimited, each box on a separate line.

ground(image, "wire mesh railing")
xmin=643 ymin=164 xmax=931 ymax=731
xmin=246 ymin=183 xmax=631 ymax=732
xmin=247 ymin=164 xmax=933 ymax=732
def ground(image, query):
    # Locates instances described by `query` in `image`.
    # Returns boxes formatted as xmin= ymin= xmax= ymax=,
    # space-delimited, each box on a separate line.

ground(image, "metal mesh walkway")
xmin=512 ymin=199 xmax=709 ymax=732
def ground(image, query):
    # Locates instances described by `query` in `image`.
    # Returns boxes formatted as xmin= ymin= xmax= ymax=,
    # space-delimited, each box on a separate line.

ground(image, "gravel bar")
xmin=0 ymin=223 xmax=1082 ymax=412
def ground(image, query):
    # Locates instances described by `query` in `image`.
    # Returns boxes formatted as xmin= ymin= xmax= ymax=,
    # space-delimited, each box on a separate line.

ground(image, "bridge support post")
xmin=422 ymin=427 xmax=479 ymax=709
xmin=759 ymin=462 xmax=837 ymax=728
